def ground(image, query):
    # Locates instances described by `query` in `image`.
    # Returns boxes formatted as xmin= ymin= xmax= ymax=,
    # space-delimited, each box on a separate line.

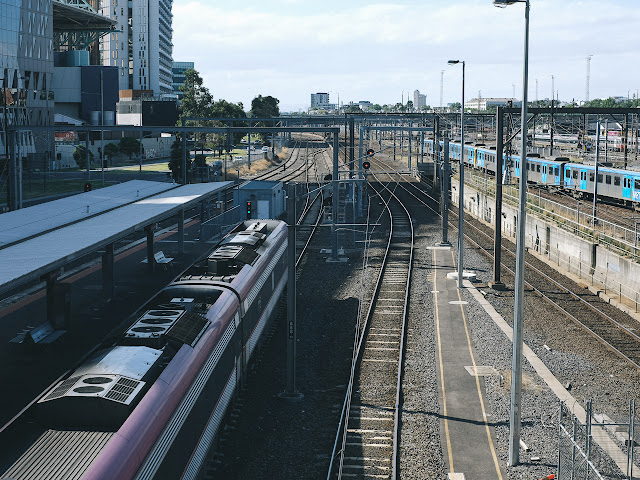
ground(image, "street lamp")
xmin=448 ymin=59 xmax=465 ymax=288
xmin=494 ymin=0 xmax=530 ymax=467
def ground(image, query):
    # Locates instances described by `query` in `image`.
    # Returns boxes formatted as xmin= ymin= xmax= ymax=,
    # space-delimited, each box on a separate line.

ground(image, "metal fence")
xmin=200 ymin=206 xmax=244 ymax=242
xmin=557 ymin=400 xmax=639 ymax=480
xmin=461 ymin=173 xmax=640 ymax=309
xmin=466 ymin=172 xmax=640 ymax=260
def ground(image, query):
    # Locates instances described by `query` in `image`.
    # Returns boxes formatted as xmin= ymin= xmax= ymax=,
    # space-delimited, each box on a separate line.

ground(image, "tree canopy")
xmin=250 ymin=95 xmax=280 ymax=118
xmin=119 ymin=137 xmax=143 ymax=161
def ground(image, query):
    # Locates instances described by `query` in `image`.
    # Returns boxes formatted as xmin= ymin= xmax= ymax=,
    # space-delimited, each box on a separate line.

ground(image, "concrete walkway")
xmin=430 ymin=245 xmax=505 ymax=480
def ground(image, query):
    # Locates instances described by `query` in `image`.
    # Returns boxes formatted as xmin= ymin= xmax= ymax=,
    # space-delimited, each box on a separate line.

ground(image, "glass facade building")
xmin=1 ymin=0 xmax=55 ymax=208
xmin=172 ymin=61 xmax=193 ymax=100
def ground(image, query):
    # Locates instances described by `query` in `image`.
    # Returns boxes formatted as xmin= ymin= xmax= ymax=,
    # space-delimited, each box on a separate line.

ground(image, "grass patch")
xmin=114 ymin=162 xmax=170 ymax=172
xmin=22 ymin=178 xmax=109 ymax=199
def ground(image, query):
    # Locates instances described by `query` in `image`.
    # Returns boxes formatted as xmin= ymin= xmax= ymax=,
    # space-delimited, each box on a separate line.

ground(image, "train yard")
xmin=2 ymin=126 xmax=640 ymax=479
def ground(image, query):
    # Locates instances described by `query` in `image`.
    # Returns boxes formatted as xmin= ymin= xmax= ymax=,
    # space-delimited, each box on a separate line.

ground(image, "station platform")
xmin=430 ymin=245 xmax=505 ymax=480
xmin=430 ymin=244 xmax=638 ymax=479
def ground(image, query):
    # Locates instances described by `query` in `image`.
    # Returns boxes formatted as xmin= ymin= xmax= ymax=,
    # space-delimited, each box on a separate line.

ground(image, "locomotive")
xmin=0 ymin=220 xmax=287 ymax=480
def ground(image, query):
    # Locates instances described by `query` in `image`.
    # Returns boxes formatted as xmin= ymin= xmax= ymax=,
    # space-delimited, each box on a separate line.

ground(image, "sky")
xmin=172 ymin=0 xmax=640 ymax=113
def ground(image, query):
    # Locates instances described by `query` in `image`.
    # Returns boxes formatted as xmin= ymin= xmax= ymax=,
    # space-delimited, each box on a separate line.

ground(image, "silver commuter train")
xmin=424 ymin=139 xmax=640 ymax=207
xmin=0 ymin=220 xmax=288 ymax=480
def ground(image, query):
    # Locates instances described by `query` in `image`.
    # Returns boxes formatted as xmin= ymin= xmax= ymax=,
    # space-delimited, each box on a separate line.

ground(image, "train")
xmin=424 ymin=139 xmax=640 ymax=208
xmin=0 ymin=220 xmax=288 ymax=480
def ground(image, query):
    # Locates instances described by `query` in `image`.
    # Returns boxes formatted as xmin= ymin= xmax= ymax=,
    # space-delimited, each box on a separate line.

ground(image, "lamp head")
xmin=448 ymin=60 xmax=460 ymax=65
xmin=493 ymin=0 xmax=522 ymax=6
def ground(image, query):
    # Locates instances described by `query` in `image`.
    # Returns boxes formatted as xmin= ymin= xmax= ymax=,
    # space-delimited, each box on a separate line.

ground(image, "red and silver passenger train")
xmin=0 ymin=220 xmax=287 ymax=480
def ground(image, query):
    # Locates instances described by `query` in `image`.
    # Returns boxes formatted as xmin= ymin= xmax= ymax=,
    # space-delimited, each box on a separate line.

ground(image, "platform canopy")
xmin=0 ymin=180 xmax=177 ymax=249
xmin=0 ymin=182 xmax=233 ymax=296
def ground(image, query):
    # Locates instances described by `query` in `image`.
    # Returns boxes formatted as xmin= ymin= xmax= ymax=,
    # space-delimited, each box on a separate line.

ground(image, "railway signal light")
xmin=246 ymin=201 xmax=252 ymax=219
xmin=366 ymin=148 xmax=375 ymax=156
xmin=362 ymin=160 xmax=371 ymax=170
xmin=84 ymin=182 xmax=92 ymax=192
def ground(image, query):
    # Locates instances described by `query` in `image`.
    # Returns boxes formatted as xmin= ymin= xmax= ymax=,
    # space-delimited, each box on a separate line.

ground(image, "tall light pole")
xmin=494 ymin=0 xmax=530 ymax=466
xmin=448 ymin=59 xmax=465 ymax=288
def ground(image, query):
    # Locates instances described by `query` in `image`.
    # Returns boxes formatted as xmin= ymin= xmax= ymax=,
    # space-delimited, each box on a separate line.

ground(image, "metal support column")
xmin=358 ymin=126 xmax=364 ymax=217
xmin=85 ymin=131 xmax=90 ymax=179
xmin=408 ymin=126 xmax=412 ymax=171
xmin=181 ymin=121 xmax=187 ymax=184
xmin=349 ymin=117 xmax=355 ymax=177
xmin=332 ymin=133 xmax=339 ymax=260
xmin=441 ymin=138 xmax=451 ymax=245
xmin=434 ymin=117 xmax=440 ymax=188
xmin=491 ymin=107 xmax=506 ymax=289
xmin=285 ymin=186 xmax=298 ymax=396
xmin=624 ymin=113 xmax=629 ymax=168
xmin=593 ymin=121 xmax=601 ymax=224
xmin=46 ymin=273 xmax=57 ymax=326
xmin=509 ymin=0 xmax=530 ymax=466
xmin=178 ymin=209 xmax=185 ymax=254
xmin=102 ymin=243 xmax=114 ymax=301
xmin=145 ymin=225 xmax=155 ymax=272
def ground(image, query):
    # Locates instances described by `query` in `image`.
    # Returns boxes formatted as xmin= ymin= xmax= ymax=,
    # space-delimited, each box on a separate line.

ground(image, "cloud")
xmin=172 ymin=0 xmax=640 ymax=111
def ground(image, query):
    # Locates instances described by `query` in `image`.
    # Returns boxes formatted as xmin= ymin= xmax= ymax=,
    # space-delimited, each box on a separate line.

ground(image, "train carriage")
xmin=0 ymin=220 xmax=288 ymax=480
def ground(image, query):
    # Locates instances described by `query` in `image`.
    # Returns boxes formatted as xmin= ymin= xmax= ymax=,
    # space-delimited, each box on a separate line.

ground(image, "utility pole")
xmin=440 ymin=70 xmax=444 ymax=111
xmin=586 ymin=55 xmax=593 ymax=103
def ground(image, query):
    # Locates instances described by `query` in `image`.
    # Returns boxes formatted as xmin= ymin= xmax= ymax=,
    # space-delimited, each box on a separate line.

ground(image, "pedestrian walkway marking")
xmin=447 ymin=474 xmax=466 ymax=480
xmin=464 ymin=366 xmax=499 ymax=377
xmin=449 ymin=300 xmax=468 ymax=305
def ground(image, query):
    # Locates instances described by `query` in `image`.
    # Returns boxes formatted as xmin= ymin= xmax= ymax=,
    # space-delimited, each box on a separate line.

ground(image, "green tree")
xmin=104 ymin=143 xmax=119 ymax=165
xmin=73 ymin=145 xmax=94 ymax=169
xmin=249 ymin=95 xmax=280 ymax=144
xmin=179 ymin=69 xmax=214 ymax=122
xmin=119 ymin=137 xmax=143 ymax=162
xmin=345 ymin=104 xmax=363 ymax=113
xmin=450 ymin=102 xmax=461 ymax=111
xmin=406 ymin=100 xmax=414 ymax=111
xmin=250 ymin=95 xmax=280 ymax=118
xmin=168 ymin=138 xmax=191 ymax=183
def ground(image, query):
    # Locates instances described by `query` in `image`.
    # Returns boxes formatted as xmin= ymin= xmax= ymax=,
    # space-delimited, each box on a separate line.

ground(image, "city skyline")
xmin=172 ymin=0 xmax=640 ymax=112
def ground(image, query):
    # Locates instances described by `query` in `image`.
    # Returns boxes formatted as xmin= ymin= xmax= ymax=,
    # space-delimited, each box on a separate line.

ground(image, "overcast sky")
xmin=173 ymin=0 xmax=640 ymax=112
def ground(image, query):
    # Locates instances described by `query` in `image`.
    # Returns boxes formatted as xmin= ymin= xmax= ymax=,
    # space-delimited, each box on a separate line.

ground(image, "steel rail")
xmin=387 ymin=165 xmax=640 ymax=370
xmin=327 ymin=182 xmax=396 ymax=480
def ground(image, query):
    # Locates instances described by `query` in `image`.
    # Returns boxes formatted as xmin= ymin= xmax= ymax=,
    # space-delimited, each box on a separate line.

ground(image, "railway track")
xmin=372 ymin=149 xmax=640 ymax=371
xmin=328 ymin=176 xmax=413 ymax=480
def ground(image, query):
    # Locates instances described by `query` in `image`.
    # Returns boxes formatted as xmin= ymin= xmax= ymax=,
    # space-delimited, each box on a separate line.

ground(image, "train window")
xmin=555 ymin=167 xmax=559 ymax=176
xmin=636 ymin=179 xmax=640 ymax=190
xmin=597 ymin=174 xmax=603 ymax=183
xmin=614 ymin=176 xmax=621 ymax=186
xmin=537 ymin=165 xmax=541 ymax=173
xmin=572 ymin=171 xmax=578 ymax=179
xmin=565 ymin=169 xmax=570 ymax=178
xmin=589 ymin=173 xmax=594 ymax=182
xmin=606 ymin=175 xmax=611 ymax=184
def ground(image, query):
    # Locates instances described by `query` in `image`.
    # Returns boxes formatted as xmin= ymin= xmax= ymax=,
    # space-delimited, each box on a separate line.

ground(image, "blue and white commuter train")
xmin=424 ymin=139 xmax=640 ymax=207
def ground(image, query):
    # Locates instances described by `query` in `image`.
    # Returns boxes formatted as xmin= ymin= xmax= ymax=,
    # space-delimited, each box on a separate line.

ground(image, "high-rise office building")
xmin=172 ymin=61 xmax=194 ymax=100
xmin=1 ymin=0 xmax=55 ymax=207
xmin=99 ymin=0 xmax=174 ymax=96
xmin=310 ymin=92 xmax=330 ymax=108
xmin=413 ymin=90 xmax=427 ymax=110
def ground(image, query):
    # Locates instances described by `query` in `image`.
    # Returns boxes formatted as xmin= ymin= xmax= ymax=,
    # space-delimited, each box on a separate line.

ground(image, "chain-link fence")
xmin=557 ymin=400 xmax=639 ymax=480
xmin=557 ymin=401 xmax=605 ymax=480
